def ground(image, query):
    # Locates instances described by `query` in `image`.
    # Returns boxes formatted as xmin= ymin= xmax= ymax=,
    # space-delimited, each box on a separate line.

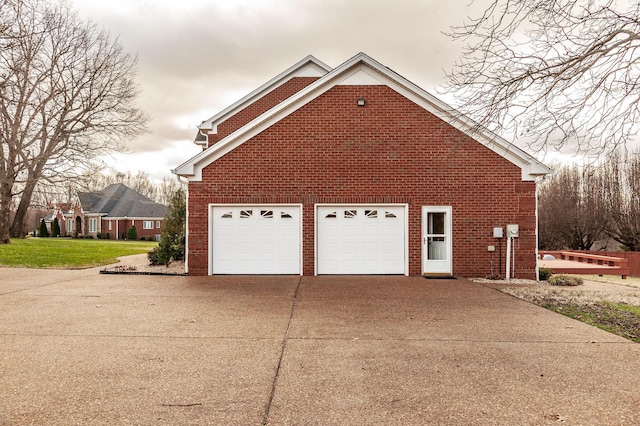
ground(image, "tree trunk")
xmin=0 ymin=181 xmax=13 ymax=244
xmin=9 ymin=173 xmax=39 ymax=238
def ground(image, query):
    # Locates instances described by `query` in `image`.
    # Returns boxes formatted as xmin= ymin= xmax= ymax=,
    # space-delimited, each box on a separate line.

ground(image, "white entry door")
xmin=422 ymin=206 xmax=452 ymax=275
xmin=317 ymin=205 xmax=406 ymax=275
xmin=210 ymin=205 xmax=301 ymax=274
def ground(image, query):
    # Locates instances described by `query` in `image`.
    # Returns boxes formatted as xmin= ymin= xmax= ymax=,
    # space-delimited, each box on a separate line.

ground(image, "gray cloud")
xmin=72 ymin=0 xmax=478 ymax=180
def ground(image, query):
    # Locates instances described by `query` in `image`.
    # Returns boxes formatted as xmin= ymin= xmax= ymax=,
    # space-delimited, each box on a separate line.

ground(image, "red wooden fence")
xmin=542 ymin=250 xmax=640 ymax=278
xmin=594 ymin=251 xmax=640 ymax=278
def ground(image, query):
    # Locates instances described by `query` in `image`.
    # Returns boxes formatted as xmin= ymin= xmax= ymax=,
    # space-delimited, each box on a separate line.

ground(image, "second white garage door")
xmin=316 ymin=205 xmax=407 ymax=275
xmin=211 ymin=205 xmax=301 ymax=274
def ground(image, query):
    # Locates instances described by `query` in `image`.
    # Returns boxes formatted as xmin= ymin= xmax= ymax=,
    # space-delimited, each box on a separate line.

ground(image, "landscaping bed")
xmin=476 ymin=276 xmax=640 ymax=343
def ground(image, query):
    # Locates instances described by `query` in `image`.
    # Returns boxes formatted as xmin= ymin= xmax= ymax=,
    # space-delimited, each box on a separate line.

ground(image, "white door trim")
xmin=208 ymin=204 xmax=303 ymax=275
xmin=422 ymin=206 xmax=452 ymax=275
xmin=314 ymin=203 xmax=409 ymax=276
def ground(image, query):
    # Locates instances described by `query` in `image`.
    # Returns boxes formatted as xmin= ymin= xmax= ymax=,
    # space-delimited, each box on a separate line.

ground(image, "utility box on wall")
xmin=493 ymin=227 xmax=503 ymax=238
xmin=506 ymin=224 xmax=519 ymax=238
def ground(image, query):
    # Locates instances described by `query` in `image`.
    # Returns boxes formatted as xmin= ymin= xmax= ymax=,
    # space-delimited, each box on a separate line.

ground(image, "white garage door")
xmin=211 ymin=206 xmax=301 ymax=274
xmin=317 ymin=205 xmax=406 ymax=274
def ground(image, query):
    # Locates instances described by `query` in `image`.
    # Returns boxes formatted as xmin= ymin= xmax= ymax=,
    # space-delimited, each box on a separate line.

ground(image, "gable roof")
xmin=77 ymin=183 xmax=166 ymax=219
xmin=194 ymin=55 xmax=332 ymax=146
xmin=175 ymin=52 xmax=551 ymax=181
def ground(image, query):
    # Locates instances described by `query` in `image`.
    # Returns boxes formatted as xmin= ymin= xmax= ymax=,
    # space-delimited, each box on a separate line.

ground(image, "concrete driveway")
xmin=1 ymin=268 xmax=638 ymax=425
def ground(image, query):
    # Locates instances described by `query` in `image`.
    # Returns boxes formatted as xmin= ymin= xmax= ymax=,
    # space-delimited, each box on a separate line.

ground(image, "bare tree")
xmin=0 ymin=0 xmax=147 ymax=242
xmin=602 ymin=151 xmax=640 ymax=250
xmin=30 ymin=169 xmax=181 ymax=211
xmin=444 ymin=0 xmax=640 ymax=156
xmin=538 ymin=164 xmax=608 ymax=250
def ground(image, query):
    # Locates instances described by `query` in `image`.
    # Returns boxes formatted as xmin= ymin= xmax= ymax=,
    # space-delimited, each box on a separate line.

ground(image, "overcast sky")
xmin=71 ymin=0 xmax=488 ymax=182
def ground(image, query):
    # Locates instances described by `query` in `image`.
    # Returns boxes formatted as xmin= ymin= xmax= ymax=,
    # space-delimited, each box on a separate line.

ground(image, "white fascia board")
xmin=197 ymin=55 xmax=332 ymax=133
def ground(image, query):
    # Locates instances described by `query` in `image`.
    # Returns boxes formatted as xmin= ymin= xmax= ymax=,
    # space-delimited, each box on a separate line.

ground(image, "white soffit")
xmin=293 ymin=62 xmax=330 ymax=78
xmin=337 ymin=68 xmax=384 ymax=86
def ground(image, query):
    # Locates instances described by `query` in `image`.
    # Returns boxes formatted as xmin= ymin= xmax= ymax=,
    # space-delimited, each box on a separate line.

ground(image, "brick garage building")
xmin=174 ymin=53 xmax=550 ymax=278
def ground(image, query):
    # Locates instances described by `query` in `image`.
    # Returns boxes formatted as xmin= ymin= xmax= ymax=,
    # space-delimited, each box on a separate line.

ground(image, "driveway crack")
xmin=262 ymin=276 xmax=301 ymax=424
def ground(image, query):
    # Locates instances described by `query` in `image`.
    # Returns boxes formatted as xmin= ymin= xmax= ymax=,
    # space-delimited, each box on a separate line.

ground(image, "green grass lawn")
xmin=0 ymin=237 xmax=157 ymax=269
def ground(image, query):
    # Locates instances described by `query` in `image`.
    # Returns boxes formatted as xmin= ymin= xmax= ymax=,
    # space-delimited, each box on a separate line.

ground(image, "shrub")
xmin=127 ymin=226 xmax=137 ymax=240
xmin=154 ymin=188 xmax=186 ymax=266
xmin=51 ymin=218 xmax=60 ymax=237
xmin=549 ymin=275 xmax=583 ymax=286
xmin=38 ymin=219 xmax=49 ymax=237
xmin=538 ymin=267 xmax=552 ymax=281
xmin=147 ymin=247 xmax=160 ymax=265
xmin=105 ymin=232 xmax=110 ymax=240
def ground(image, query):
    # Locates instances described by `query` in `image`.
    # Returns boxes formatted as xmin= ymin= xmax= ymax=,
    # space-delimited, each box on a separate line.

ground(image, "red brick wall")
xmin=207 ymin=77 xmax=320 ymax=147
xmin=190 ymin=85 xmax=538 ymax=278
xmin=99 ymin=218 xmax=162 ymax=240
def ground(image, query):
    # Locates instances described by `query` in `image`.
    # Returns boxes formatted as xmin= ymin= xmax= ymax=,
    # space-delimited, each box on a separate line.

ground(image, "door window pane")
xmin=428 ymin=213 xmax=445 ymax=235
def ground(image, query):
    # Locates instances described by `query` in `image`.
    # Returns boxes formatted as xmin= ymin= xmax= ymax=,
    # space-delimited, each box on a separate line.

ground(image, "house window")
xmin=156 ymin=221 xmax=160 ymax=228
xmin=143 ymin=220 xmax=153 ymax=229
xmin=108 ymin=221 xmax=112 ymax=231
xmin=89 ymin=218 xmax=97 ymax=233
xmin=67 ymin=219 xmax=73 ymax=233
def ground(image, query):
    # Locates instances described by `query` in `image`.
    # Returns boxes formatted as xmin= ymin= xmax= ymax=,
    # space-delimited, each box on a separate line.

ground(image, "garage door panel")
xmin=211 ymin=206 xmax=300 ymax=274
xmin=317 ymin=205 xmax=406 ymax=275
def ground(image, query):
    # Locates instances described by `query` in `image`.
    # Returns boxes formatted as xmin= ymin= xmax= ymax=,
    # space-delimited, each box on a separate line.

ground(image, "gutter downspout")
xmin=534 ymin=175 xmax=546 ymax=281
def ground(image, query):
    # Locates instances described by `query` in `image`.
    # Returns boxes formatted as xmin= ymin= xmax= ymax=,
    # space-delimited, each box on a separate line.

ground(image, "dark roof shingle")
xmin=77 ymin=183 xmax=166 ymax=218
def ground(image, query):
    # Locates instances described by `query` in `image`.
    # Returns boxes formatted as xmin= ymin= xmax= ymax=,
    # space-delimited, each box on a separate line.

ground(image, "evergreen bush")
xmin=538 ymin=267 xmax=552 ymax=281
xmin=153 ymin=188 xmax=186 ymax=266
xmin=38 ymin=219 xmax=49 ymax=237
xmin=127 ymin=225 xmax=137 ymax=240
xmin=51 ymin=218 xmax=60 ymax=237
xmin=147 ymin=247 xmax=160 ymax=265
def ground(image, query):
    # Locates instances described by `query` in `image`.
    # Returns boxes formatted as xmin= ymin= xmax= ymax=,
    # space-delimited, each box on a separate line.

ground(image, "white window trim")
xmin=143 ymin=220 xmax=153 ymax=229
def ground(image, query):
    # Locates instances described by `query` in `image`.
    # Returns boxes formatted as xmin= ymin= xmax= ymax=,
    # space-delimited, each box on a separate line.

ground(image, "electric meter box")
xmin=506 ymin=224 xmax=519 ymax=238
xmin=493 ymin=227 xmax=504 ymax=238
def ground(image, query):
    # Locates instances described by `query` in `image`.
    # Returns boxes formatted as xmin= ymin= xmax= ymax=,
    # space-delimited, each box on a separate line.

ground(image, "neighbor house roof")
xmin=77 ymin=183 xmax=166 ymax=219
xmin=175 ymin=52 xmax=551 ymax=181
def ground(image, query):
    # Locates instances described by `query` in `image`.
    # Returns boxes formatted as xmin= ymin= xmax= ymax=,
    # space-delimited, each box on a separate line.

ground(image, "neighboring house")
xmin=173 ymin=53 xmax=550 ymax=278
xmin=41 ymin=203 xmax=78 ymax=237
xmin=76 ymin=183 xmax=166 ymax=240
